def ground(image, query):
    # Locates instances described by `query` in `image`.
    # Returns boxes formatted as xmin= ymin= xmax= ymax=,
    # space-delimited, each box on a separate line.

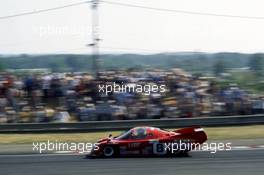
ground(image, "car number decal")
xmin=153 ymin=142 xmax=166 ymax=155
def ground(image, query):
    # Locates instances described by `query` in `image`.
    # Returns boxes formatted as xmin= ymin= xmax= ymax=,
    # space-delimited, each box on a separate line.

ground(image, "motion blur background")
xmin=0 ymin=1 xmax=264 ymax=175
xmin=1 ymin=0 xmax=264 ymax=123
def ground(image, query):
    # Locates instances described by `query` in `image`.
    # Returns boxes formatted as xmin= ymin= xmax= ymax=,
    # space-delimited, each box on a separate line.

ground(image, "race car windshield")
xmin=115 ymin=130 xmax=132 ymax=140
xmin=115 ymin=128 xmax=147 ymax=140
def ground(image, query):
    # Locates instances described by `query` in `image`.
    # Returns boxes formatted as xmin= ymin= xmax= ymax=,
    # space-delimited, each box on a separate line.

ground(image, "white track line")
xmin=1 ymin=145 xmax=264 ymax=157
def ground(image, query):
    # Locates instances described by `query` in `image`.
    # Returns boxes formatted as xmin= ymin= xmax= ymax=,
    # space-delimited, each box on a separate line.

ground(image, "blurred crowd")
xmin=0 ymin=68 xmax=264 ymax=123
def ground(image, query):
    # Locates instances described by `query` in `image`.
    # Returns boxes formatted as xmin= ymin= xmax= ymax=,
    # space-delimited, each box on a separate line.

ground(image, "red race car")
xmin=88 ymin=126 xmax=207 ymax=158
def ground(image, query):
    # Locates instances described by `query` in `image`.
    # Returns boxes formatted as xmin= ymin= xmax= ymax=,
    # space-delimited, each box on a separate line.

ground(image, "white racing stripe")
xmin=194 ymin=128 xmax=204 ymax=132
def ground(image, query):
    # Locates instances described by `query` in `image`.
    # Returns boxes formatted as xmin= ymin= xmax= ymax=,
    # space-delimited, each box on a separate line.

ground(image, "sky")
xmin=0 ymin=0 xmax=264 ymax=54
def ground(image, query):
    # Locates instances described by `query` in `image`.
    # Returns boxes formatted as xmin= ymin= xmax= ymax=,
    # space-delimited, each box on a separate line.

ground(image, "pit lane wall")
xmin=0 ymin=114 xmax=264 ymax=133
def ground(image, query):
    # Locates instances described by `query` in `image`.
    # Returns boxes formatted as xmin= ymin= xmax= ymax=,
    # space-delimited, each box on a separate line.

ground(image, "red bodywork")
xmin=89 ymin=126 xmax=207 ymax=157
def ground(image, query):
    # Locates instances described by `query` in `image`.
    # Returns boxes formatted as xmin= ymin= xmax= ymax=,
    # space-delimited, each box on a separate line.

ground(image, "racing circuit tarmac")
xmin=0 ymin=149 xmax=263 ymax=175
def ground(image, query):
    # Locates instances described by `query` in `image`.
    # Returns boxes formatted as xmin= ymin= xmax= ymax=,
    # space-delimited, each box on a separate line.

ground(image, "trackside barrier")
xmin=0 ymin=114 xmax=263 ymax=133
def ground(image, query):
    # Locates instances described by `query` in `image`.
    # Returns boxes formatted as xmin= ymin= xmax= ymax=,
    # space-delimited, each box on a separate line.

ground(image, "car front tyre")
xmin=103 ymin=146 xmax=115 ymax=157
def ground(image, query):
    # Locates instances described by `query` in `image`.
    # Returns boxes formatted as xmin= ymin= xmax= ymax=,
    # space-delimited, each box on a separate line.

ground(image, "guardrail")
xmin=0 ymin=114 xmax=264 ymax=133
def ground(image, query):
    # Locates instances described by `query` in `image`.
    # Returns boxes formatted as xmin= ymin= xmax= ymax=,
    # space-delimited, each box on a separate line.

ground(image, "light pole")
xmin=90 ymin=0 xmax=100 ymax=78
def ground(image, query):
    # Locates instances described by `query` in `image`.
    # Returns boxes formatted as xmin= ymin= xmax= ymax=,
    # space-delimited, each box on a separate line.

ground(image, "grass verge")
xmin=0 ymin=125 xmax=263 ymax=144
